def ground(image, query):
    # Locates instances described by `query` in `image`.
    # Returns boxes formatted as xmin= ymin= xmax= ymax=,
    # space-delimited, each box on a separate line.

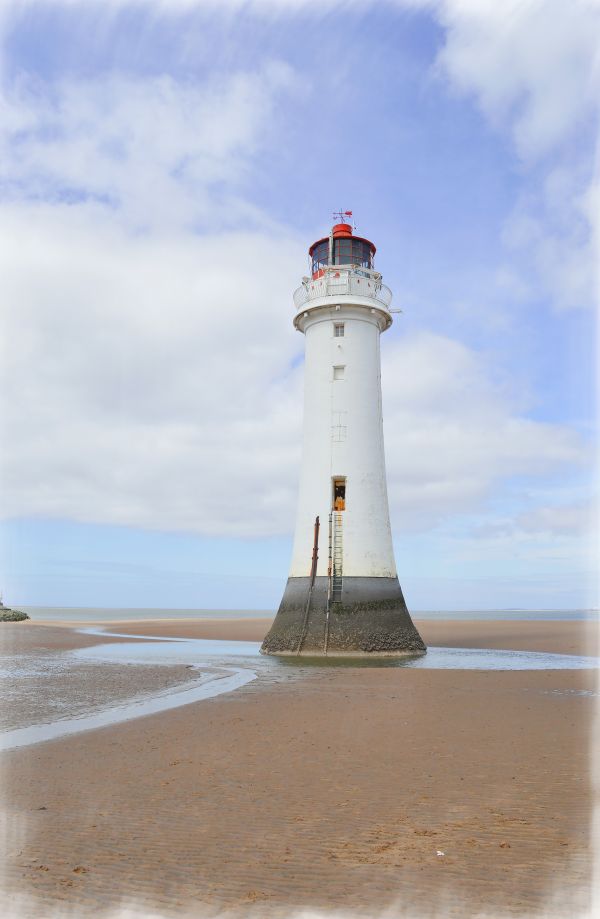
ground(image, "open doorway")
xmin=332 ymin=477 xmax=346 ymax=511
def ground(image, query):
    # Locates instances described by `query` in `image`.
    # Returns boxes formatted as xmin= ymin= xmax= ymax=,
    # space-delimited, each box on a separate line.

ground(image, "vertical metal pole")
xmin=309 ymin=516 xmax=320 ymax=586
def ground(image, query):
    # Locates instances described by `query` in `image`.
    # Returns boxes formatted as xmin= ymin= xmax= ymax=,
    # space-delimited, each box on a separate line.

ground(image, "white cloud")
xmin=383 ymin=332 xmax=585 ymax=531
xmin=0 ymin=202 xmax=304 ymax=536
xmin=2 ymin=1 xmax=597 ymax=312
xmin=516 ymin=502 xmax=597 ymax=537
xmin=470 ymin=501 xmax=596 ymax=542
xmin=0 ymin=64 xmax=295 ymax=232
xmin=0 ymin=4 xmax=592 ymax=544
xmin=501 ymin=169 xmax=597 ymax=311
xmin=0 ymin=68 xmax=307 ymax=536
xmin=435 ymin=0 xmax=600 ymax=162
xmin=0 ymin=211 xmax=585 ymax=536
xmin=432 ymin=0 xmax=600 ymax=312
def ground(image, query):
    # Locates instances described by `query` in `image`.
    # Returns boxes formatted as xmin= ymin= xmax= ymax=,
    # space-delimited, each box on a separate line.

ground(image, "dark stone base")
xmin=260 ymin=576 xmax=426 ymax=657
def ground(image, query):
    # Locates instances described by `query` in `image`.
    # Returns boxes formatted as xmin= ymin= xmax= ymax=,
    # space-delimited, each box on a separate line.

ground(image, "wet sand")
xmin=2 ymin=618 xmax=598 ymax=918
xmin=0 ymin=622 xmax=202 ymax=732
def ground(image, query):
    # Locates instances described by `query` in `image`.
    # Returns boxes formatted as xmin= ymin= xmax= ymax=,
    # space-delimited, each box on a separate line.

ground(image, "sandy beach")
xmin=1 ymin=617 xmax=598 ymax=919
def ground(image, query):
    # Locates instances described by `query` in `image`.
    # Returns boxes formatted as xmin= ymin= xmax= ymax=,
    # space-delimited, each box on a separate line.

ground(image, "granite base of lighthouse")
xmin=260 ymin=576 xmax=427 ymax=657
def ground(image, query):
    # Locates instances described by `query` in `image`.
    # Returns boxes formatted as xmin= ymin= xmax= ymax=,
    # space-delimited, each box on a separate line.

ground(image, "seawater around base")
xmin=74 ymin=632 xmax=600 ymax=672
xmin=1 ymin=630 xmax=598 ymax=753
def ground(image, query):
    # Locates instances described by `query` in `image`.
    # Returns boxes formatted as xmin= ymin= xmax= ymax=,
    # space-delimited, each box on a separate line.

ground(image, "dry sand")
xmin=1 ymin=617 xmax=598 ymax=919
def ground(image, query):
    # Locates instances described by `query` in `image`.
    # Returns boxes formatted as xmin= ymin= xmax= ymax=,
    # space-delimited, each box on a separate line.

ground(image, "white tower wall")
xmin=289 ymin=306 xmax=397 ymax=578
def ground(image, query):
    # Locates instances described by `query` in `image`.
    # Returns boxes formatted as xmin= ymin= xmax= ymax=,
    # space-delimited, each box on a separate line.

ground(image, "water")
xmin=2 ymin=629 xmax=597 ymax=755
xmin=78 ymin=627 xmax=261 ymax=658
xmin=19 ymin=606 xmax=599 ymax=622
xmin=73 ymin=636 xmax=600 ymax=672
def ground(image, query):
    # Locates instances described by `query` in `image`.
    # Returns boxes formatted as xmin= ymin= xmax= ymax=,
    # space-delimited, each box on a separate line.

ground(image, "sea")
xmin=19 ymin=607 xmax=599 ymax=622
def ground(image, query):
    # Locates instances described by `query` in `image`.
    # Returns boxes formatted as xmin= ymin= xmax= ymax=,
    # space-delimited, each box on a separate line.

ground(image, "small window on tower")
xmin=334 ymin=322 xmax=345 ymax=338
xmin=333 ymin=365 xmax=345 ymax=380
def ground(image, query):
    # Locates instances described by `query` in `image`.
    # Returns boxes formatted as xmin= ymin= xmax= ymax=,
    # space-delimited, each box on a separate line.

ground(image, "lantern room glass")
xmin=311 ymin=238 xmax=374 ymax=274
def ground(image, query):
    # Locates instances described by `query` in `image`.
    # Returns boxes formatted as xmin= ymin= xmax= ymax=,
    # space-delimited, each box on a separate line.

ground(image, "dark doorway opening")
xmin=333 ymin=477 xmax=346 ymax=511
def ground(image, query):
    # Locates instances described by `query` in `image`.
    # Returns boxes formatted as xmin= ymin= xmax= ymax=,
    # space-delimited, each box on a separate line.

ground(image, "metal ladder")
xmin=332 ymin=513 xmax=343 ymax=601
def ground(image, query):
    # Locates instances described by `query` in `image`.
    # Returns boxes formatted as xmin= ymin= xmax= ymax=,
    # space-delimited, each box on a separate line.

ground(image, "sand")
xmin=1 ymin=617 xmax=598 ymax=919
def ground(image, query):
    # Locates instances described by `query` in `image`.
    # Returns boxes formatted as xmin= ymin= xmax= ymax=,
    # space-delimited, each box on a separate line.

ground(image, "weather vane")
xmin=332 ymin=209 xmax=354 ymax=226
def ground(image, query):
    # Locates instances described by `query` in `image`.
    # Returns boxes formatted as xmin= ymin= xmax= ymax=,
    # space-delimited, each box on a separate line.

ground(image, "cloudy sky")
xmin=0 ymin=0 xmax=597 ymax=610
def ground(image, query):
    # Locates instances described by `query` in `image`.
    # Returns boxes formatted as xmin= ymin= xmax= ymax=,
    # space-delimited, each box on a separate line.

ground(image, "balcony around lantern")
xmin=293 ymin=266 xmax=392 ymax=312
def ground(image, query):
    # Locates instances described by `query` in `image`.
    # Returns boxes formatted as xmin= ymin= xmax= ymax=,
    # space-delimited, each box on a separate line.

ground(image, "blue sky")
xmin=0 ymin=0 xmax=597 ymax=610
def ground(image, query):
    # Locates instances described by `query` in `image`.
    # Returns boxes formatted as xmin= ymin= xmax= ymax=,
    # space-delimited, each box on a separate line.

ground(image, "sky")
xmin=0 ymin=0 xmax=598 ymax=611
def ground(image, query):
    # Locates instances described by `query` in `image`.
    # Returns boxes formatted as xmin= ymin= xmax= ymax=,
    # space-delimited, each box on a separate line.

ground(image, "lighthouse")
xmin=261 ymin=216 xmax=426 ymax=657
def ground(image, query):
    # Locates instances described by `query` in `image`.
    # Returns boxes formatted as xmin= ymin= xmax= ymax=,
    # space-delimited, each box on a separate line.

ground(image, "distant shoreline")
xmin=17 ymin=605 xmax=600 ymax=623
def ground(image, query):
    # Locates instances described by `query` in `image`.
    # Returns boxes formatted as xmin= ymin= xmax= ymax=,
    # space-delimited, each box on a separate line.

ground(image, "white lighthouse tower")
xmin=261 ymin=215 xmax=426 ymax=657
